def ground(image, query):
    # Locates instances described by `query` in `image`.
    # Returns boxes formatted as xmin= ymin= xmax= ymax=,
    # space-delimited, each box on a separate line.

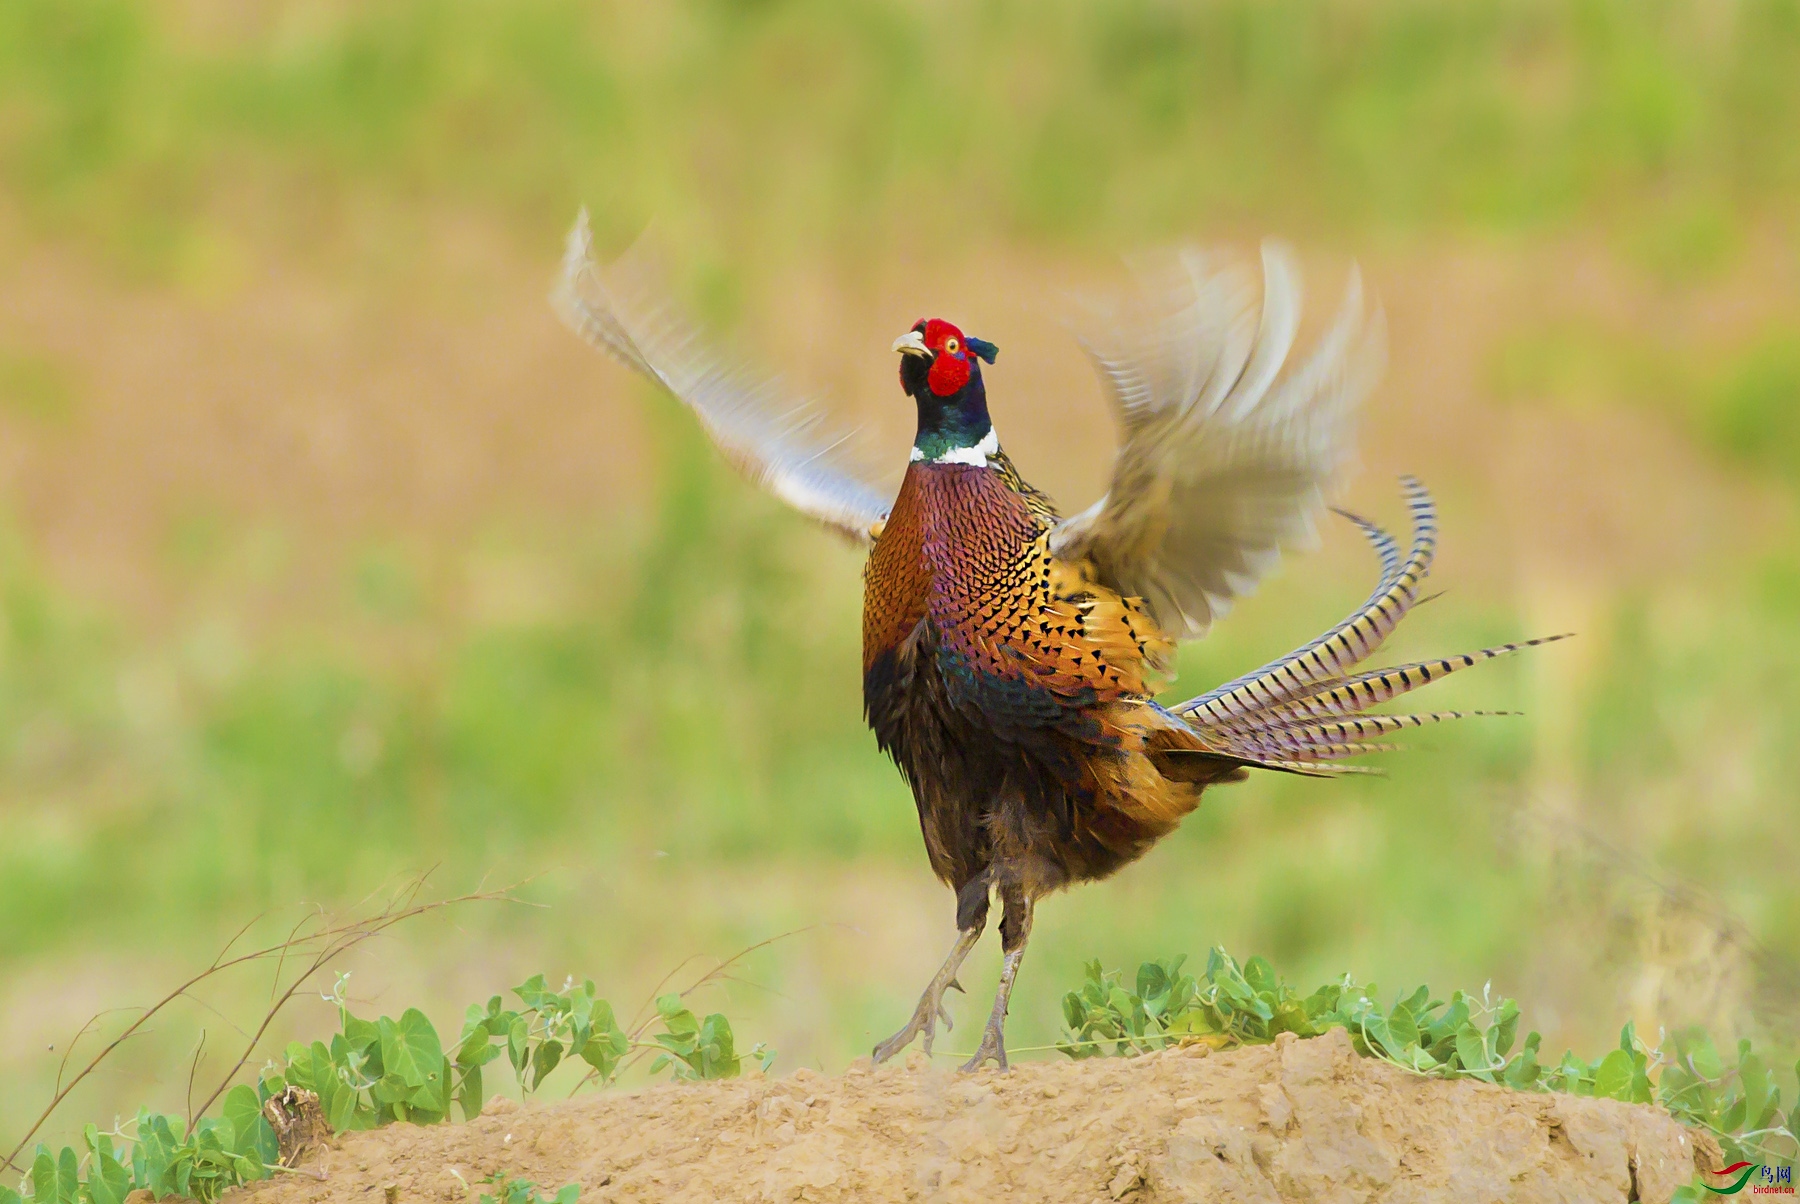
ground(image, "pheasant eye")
xmin=944 ymin=337 xmax=960 ymax=354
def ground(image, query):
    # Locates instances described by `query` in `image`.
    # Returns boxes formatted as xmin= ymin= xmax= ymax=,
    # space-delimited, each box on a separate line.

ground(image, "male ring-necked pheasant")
xmin=553 ymin=212 xmax=1559 ymax=1071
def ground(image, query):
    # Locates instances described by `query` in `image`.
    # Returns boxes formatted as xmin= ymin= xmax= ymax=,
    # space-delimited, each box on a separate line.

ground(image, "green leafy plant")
xmin=1 ymin=1097 xmax=278 ymax=1204
xmin=1657 ymin=1031 xmax=1800 ymax=1178
xmin=476 ymin=1173 xmax=580 ymax=1204
xmin=1060 ymin=947 xmax=1798 ymax=1179
xmin=5 ymin=975 xmax=771 ymax=1204
xmin=278 ymin=995 xmax=455 ymax=1131
xmin=644 ymin=993 xmax=771 ymax=1082
xmin=455 ymin=974 xmax=631 ymax=1109
xmin=257 ymin=969 xmax=768 ymax=1140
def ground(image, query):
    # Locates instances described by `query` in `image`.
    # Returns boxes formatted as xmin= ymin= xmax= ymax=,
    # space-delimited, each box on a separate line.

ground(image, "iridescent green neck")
xmin=913 ymin=425 xmax=999 ymax=466
xmin=911 ymin=369 xmax=997 ymax=466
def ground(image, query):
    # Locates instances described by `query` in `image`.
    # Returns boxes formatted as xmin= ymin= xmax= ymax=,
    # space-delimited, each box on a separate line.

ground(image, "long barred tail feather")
xmin=1178 ymin=477 xmax=1438 ymax=727
xmin=1229 ymin=739 xmax=1403 ymax=761
xmin=1227 ymin=637 xmax=1570 ymax=732
xmin=1174 ymin=479 xmax=1564 ymax=773
xmin=1256 ymin=759 xmax=1387 ymax=777
xmin=1330 ymin=506 xmax=1402 ymax=594
xmin=1215 ymin=709 xmax=1517 ymax=739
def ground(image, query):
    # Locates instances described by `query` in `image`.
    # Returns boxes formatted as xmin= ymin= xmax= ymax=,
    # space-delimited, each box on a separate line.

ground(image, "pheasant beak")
xmin=892 ymin=329 xmax=931 ymax=358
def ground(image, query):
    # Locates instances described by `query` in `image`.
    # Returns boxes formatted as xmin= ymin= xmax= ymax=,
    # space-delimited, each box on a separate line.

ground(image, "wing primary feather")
xmin=552 ymin=209 xmax=891 ymax=544
xmin=1052 ymin=245 xmax=1384 ymax=638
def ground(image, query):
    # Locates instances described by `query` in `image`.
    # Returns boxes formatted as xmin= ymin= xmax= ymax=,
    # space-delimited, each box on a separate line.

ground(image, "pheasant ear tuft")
xmin=966 ymin=336 xmax=999 ymax=364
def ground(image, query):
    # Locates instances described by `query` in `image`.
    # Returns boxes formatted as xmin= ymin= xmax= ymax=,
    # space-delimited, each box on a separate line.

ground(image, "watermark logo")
xmin=1702 ymin=1162 xmax=1794 ymax=1195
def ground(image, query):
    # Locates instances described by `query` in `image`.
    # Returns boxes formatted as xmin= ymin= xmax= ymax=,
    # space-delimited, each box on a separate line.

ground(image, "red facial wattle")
xmin=921 ymin=318 xmax=972 ymax=397
xmin=928 ymin=351 xmax=970 ymax=396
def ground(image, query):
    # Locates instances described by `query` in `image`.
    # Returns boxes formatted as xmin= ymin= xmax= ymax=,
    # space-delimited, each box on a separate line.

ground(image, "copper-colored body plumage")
xmin=863 ymin=453 xmax=1227 ymax=904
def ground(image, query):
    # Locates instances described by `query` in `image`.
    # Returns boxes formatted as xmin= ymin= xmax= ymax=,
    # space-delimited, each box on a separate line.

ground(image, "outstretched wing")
xmin=1049 ymin=243 xmax=1385 ymax=639
xmin=552 ymin=210 xmax=893 ymax=544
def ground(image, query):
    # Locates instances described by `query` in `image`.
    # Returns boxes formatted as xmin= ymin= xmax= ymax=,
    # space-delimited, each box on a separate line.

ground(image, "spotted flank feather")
xmin=1174 ymin=479 xmax=1565 ymax=773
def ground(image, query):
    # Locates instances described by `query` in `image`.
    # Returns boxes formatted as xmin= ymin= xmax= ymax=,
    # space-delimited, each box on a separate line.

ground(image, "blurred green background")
xmin=1 ymin=0 xmax=1797 ymax=1143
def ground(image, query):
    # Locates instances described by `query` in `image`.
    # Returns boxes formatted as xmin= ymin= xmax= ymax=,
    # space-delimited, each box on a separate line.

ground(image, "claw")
xmin=946 ymin=977 xmax=966 ymax=994
xmin=873 ymin=1007 xmax=929 ymax=1063
xmin=875 ymin=982 xmax=950 ymax=1061
xmin=872 ymin=926 xmax=986 ymax=1065
xmin=960 ymin=1018 xmax=1008 ymax=1073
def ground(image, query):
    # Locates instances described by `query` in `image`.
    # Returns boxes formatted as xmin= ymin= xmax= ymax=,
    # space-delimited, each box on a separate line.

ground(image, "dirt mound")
xmin=236 ymin=1029 xmax=1717 ymax=1204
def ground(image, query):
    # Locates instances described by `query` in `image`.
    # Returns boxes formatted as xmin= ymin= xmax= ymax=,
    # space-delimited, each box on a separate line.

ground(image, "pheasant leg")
xmin=961 ymin=893 xmax=1033 ymax=1072
xmin=872 ymin=921 xmax=984 ymax=1063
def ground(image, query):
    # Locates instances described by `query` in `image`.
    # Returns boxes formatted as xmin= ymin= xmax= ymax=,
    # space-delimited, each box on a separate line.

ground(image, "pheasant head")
xmin=892 ymin=318 xmax=1001 ymax=465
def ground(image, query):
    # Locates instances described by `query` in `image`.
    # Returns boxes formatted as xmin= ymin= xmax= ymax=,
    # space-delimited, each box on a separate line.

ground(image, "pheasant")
xmin=553 ymin=212 xmax=1559 ymax=1071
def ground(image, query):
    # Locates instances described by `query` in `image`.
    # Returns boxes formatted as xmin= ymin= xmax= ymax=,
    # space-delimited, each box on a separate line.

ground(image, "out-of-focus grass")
xmin=1490 ymin=316 xmax=1800 ymax=488
xmin=4 ymin=0 xmax=1800 ymax=269
xmin=0 ymin=412 xmax=901 ymax=957
xmin=1 ymin=0 xmax=1798 ymax=1152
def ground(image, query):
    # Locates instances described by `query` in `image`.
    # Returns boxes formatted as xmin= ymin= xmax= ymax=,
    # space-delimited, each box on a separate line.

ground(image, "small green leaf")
xmin=29 ymin=1147 xmax=56 ymax=1204
xmin=457 ymin=1062 xmax=486 ymax=1120
xmin=372 ymin=1073 xmax=412 ymax=1106
xmin=56 ymin=1145 xmax=81 ymax=1204
xmin=1686 ymin=1033 xmax=1724 ymax=1080
xmin=82 ymin=1128 xmax=133 ymax=1204
xmin=1502 ymin=1032 xmax=1541 ymax=1088
xmin=1243 ymin=956 xmax=1278 ymax=995
xmin=315 ymin=1044 xmax=361 ymax=1131
xmin=340 ymin=1011 xmax=381 ymax=1054
xmin=514 ymin=974 xmax=550 ymax=1006
xmin=380 ymin=1009 xmax=445 ymax=1089
xmin=530 ymin=1039 xmax=565 ymax=1091
xmin=1492 ymin=1000 xmax=1520 ymax=1059
xmin=1738 ymin=1052 xmax=1772 ymax=1122
xmin=578 ymin=1009 xmax=630 ymax=1083
xmin=1360 ymin=1012 xmax=1393 ymax=1059
xmin=1593 ymin=1049 xmax=1635 ymax=1100
xmin=1454 ymin=1023 xmax=1494 ymax=1080
xmin=658 ymin=994 xmax=699 ymax=1041
xmin=222 ymin=1083 xmax=270 ymax=1164
xmin=1556 ymin=1051 xmax=1592 ymax=1094
xmin=1136 ymin=961 xmax=1171 ymax=1009
xmin=1383 ymin=1000 xmax=1420 ymax=1053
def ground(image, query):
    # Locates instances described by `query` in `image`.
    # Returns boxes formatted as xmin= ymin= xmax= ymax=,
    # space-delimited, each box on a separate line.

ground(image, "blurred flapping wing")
xmin=1049 ymin=243 xmax=1385 ymax=639
xmin=553 ymin=210 xmax=892 ymax=544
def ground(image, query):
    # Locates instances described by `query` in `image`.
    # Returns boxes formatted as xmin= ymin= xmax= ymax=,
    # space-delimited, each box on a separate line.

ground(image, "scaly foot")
xmin=871 ymin=976 xmax=962 ymax=1063
xmin=959 ymin=1013 xmax=1008 ymax=1072
xmin=872 ymin=924 xmax=983 ymax=1064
